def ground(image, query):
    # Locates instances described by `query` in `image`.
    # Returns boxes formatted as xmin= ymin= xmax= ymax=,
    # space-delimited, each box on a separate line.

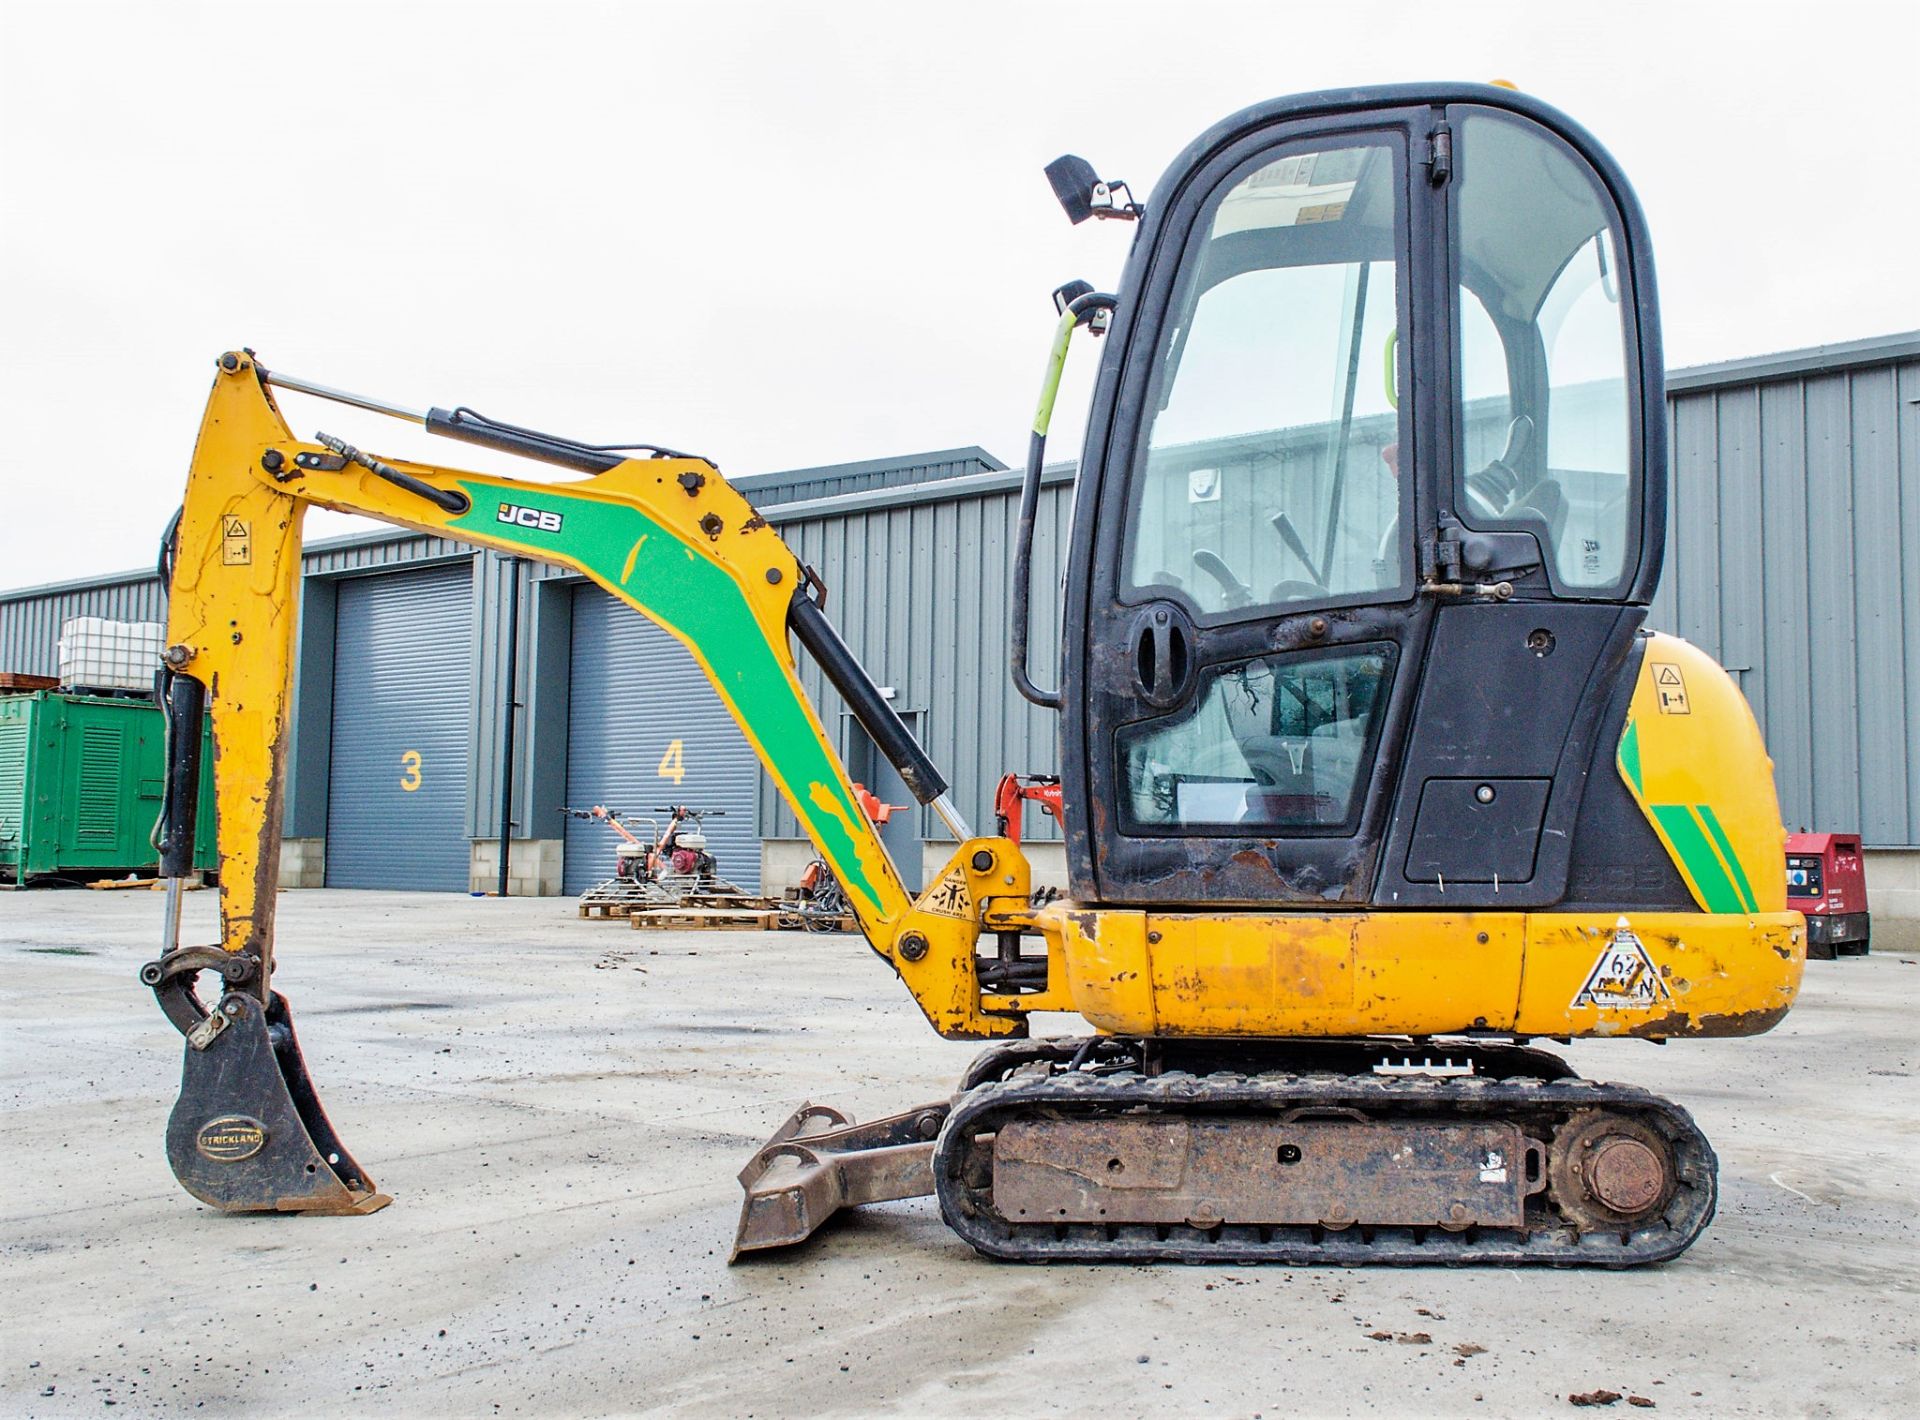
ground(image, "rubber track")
xmin=933 ymin=1069 xmax=1717 ymax=1267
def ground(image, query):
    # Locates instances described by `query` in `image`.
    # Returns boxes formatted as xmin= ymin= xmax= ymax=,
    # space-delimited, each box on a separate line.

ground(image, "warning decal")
xmin=1572 ymin=922 xmax=1671 ymax=1010
xmin=1651 ymin=662 xmax=1690 ymax=715
xmin=921 ymin=868 xmax=972 ymax=920
xmin=221 ymin=515 xmax=252 ymax=567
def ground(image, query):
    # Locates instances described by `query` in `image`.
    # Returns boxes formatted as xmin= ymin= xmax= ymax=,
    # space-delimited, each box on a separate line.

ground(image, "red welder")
xmin=1785 ymin=832 xmax=1871 ymax=959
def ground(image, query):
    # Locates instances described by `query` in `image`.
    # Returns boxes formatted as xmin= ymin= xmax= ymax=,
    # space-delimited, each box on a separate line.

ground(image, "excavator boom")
xmin=145 ymin=351 xmax=1039 ymax=1213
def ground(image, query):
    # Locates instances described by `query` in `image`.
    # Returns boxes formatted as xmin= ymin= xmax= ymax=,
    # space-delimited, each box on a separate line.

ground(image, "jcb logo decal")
xmin=497 ymin=503 xmax=564 ymax=533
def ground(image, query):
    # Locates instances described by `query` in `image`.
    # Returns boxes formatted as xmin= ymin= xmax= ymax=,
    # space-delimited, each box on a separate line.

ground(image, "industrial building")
xmin=2 ymin=332 xmax=1915 ymax=943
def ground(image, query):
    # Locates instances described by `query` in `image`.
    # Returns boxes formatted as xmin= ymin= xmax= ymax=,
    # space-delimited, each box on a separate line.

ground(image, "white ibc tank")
xmin=57 ymin=617 xmax=166 ymax=693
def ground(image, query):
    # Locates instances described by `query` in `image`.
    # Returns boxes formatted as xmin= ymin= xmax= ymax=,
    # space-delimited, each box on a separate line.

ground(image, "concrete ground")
xmin=2 ymin=889 xmax=1915 ymax=1419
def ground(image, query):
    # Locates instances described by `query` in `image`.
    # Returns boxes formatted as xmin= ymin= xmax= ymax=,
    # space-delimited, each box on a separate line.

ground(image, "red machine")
xmin=1786 ymin=832 xmax=1870 ymax=958
xmin=992 ymin=773 xmax=1063 ymax=845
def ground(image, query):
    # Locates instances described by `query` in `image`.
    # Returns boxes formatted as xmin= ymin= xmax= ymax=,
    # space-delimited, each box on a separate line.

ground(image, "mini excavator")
xmin=144 ymin=84 xmax=1801 ymax=1266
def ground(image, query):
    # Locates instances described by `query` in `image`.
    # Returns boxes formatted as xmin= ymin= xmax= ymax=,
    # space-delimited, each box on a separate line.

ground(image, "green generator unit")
xmin=0 ymin=691 xmax=217 ymax=884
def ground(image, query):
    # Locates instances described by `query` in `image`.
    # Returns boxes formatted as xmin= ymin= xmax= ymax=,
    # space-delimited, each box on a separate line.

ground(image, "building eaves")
xmin=766 ymin=459 xmax=1077 ymax=523
xmin=1666 ymin=330 xmax=1919 ymax=393
xmin=732 ymin=446 xmax=1008 ymax=504
xmin=0 ymin=527 xmax=454 ymax=604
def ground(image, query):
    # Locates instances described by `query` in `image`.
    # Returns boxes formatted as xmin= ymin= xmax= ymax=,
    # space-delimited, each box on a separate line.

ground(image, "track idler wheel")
xmin=1547 ymin=1109 xmax=1675 ymax=1233
xmin=140 ymin=948 xmax=389 ymax=1216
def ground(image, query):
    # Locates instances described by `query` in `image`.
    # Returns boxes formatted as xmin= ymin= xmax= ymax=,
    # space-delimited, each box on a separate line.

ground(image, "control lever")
xmin=1191 ymin=549 xmax=1254 ymax=609
xmin=1269 ymin=511 xmax=1328 ymax=589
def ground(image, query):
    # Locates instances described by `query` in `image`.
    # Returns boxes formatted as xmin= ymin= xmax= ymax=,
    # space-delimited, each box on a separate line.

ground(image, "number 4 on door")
xmin=657 ymin=739 xmax=686 ymax=785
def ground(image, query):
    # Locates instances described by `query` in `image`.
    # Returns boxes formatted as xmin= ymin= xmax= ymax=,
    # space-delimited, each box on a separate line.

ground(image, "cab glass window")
xmin=1454 ymin=110 xmax=1634 ymax=591
xmin=1125 ymin=139 xmax=1411 ymax=613
xmin=1118 ymin=646 xmax=1394 ymax=831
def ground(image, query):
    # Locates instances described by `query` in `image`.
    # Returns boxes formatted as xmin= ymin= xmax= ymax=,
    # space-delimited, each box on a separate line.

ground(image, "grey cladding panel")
xmin=0 ymin=578 xmax=167 ymax=678
xmin=326 ymin=562 xmax=475 ymax=889
xmin=0 ymin=533 xmax=465 ymax=680
xmin=756 ymin=479 xmax=1075 ymax=850
xmin=1654 ymin=351 xmax=1917 ymax=844
xmin=6 ymin=336 xmax=1916 ymax=856
xmin=563 ymin=587 xmax=760 ymax=895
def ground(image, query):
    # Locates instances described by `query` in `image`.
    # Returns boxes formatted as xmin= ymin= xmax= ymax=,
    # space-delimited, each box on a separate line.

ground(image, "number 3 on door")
xmin=657 ymin=739 xmax=686 ymax=785
xmin=400 ymin=749 xmax=423 ymax=792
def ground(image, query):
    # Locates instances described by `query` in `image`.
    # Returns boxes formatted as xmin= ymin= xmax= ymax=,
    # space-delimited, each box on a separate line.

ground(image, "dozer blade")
xmin=164 ymin=990 xmax=389 ymax=1215
xmin=731 ymin=1100 xmax=948 ymax=1260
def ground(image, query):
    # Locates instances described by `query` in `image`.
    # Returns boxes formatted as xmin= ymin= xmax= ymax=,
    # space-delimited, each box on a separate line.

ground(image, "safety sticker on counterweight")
xmin=1572 ymin=921 xmax=1671 ymax=1010
xmin=1651 ymin=661 xmax=1690 ymax=714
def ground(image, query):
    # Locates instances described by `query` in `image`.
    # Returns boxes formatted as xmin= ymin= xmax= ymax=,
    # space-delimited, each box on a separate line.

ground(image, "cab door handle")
xmin=1131 ymin=606 xmax=1191 ymax=708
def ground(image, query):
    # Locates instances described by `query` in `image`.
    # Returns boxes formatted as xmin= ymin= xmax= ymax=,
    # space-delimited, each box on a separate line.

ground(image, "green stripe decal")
xmin=449 ymin=484 xmax=889 ymax=919
xmin=1650 ymin=803 xmax=1745 ymax=914
xmin=1697 ymin=803 xmax=1758 ymax=913
xmin=1618 ymin=719 xmax=1643 ymax=795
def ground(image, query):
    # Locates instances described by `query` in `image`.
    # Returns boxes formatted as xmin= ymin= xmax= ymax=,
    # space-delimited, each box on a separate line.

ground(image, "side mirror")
xmin=1045 ymin=154 xmax=1102 ymax=224
xmin=1044 ymin=154 xmax=1141 ymax=225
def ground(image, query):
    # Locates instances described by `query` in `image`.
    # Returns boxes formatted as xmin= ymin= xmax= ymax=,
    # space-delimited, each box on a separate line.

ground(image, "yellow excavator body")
xmin=140 ymin=81 xmax=1802 ymax=1265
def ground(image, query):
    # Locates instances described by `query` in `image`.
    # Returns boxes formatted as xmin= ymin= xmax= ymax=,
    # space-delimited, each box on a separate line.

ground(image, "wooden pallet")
xmin=578 ymin=897 xmax=640 ymax=920
xmin=581 ymin=890 xmax=780 ymax=921
xmin=582 ymin=886 xmax=855 ymax=932
xmin=628 ymin=905 xmax=783 ymax=932
xmin=85 ymin=876 xmax=207 ymax=892
xmin=576 ymin=880 xmax=766 ymax=918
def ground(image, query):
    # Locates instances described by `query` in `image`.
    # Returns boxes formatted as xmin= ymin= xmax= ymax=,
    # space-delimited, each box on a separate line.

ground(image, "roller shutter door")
xmin=326 ymin=563 xmax=474 ymax=889
xmin=564 ymin=586 xmax=760 ymax=895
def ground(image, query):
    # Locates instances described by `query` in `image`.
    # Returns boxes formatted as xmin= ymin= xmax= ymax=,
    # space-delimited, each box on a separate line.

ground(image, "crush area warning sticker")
xmin=920 ymin=868 xmax=972 ymax=920
xmin=1572 ymin=922 xmax=1671 ymax=1010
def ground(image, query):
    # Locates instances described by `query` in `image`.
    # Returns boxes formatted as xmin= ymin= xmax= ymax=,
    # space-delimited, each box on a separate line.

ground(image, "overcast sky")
xmin=2 ymin=0 xmax=1915 ymax=589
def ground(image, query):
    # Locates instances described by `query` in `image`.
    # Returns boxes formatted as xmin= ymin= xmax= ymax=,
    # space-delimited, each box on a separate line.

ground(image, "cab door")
xmin=1058 ymin=89 xmax=1663 ymax=910
xmin=1064 ymin=109 xmax=1440 ymax=905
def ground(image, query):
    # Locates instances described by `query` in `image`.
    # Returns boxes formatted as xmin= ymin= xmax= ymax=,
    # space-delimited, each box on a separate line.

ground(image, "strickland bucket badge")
xmin=1572 ymin=919 xmax=1672 ymax=1010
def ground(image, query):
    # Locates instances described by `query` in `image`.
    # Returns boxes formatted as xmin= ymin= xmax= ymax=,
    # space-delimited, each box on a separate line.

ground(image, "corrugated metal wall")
xmin=303 ymin=531 xmax=473 ymax=577
xmin=563 ymin=585 xmax=761 ymax=893
xmin=734 ymin=447 xmax=1007 ymax=508
xmin=0 ymin=531 xmax=470 ymax=679
xmin=1650 ymin=335 xmax=1918 ymax=846
xmin=757 ymin=464 xmax=1077 ymax=845
xmin=0 ymin=577 xmax=167 ymax=678
xmin=5 ymin=334 xmax=1915 ymax=869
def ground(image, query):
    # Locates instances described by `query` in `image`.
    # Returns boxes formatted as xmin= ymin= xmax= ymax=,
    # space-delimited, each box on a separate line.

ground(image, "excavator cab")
xmin=1052 ymin=87 xmax=1665 ymax=907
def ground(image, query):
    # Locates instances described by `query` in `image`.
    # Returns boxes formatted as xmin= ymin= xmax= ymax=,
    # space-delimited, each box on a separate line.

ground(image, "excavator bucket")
xmin=731 ymin=1100 xmax=948 ymax=1259
xmin=144 ymin=946 xmax=388 ymax=1215
xmin=166 ymin=990 xmax=388 ymax=1215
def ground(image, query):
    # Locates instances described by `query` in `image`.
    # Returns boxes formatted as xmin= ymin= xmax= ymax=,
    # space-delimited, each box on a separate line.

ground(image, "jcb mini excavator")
xmin=143 ymin=83 xmax=1801 ymax=1266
